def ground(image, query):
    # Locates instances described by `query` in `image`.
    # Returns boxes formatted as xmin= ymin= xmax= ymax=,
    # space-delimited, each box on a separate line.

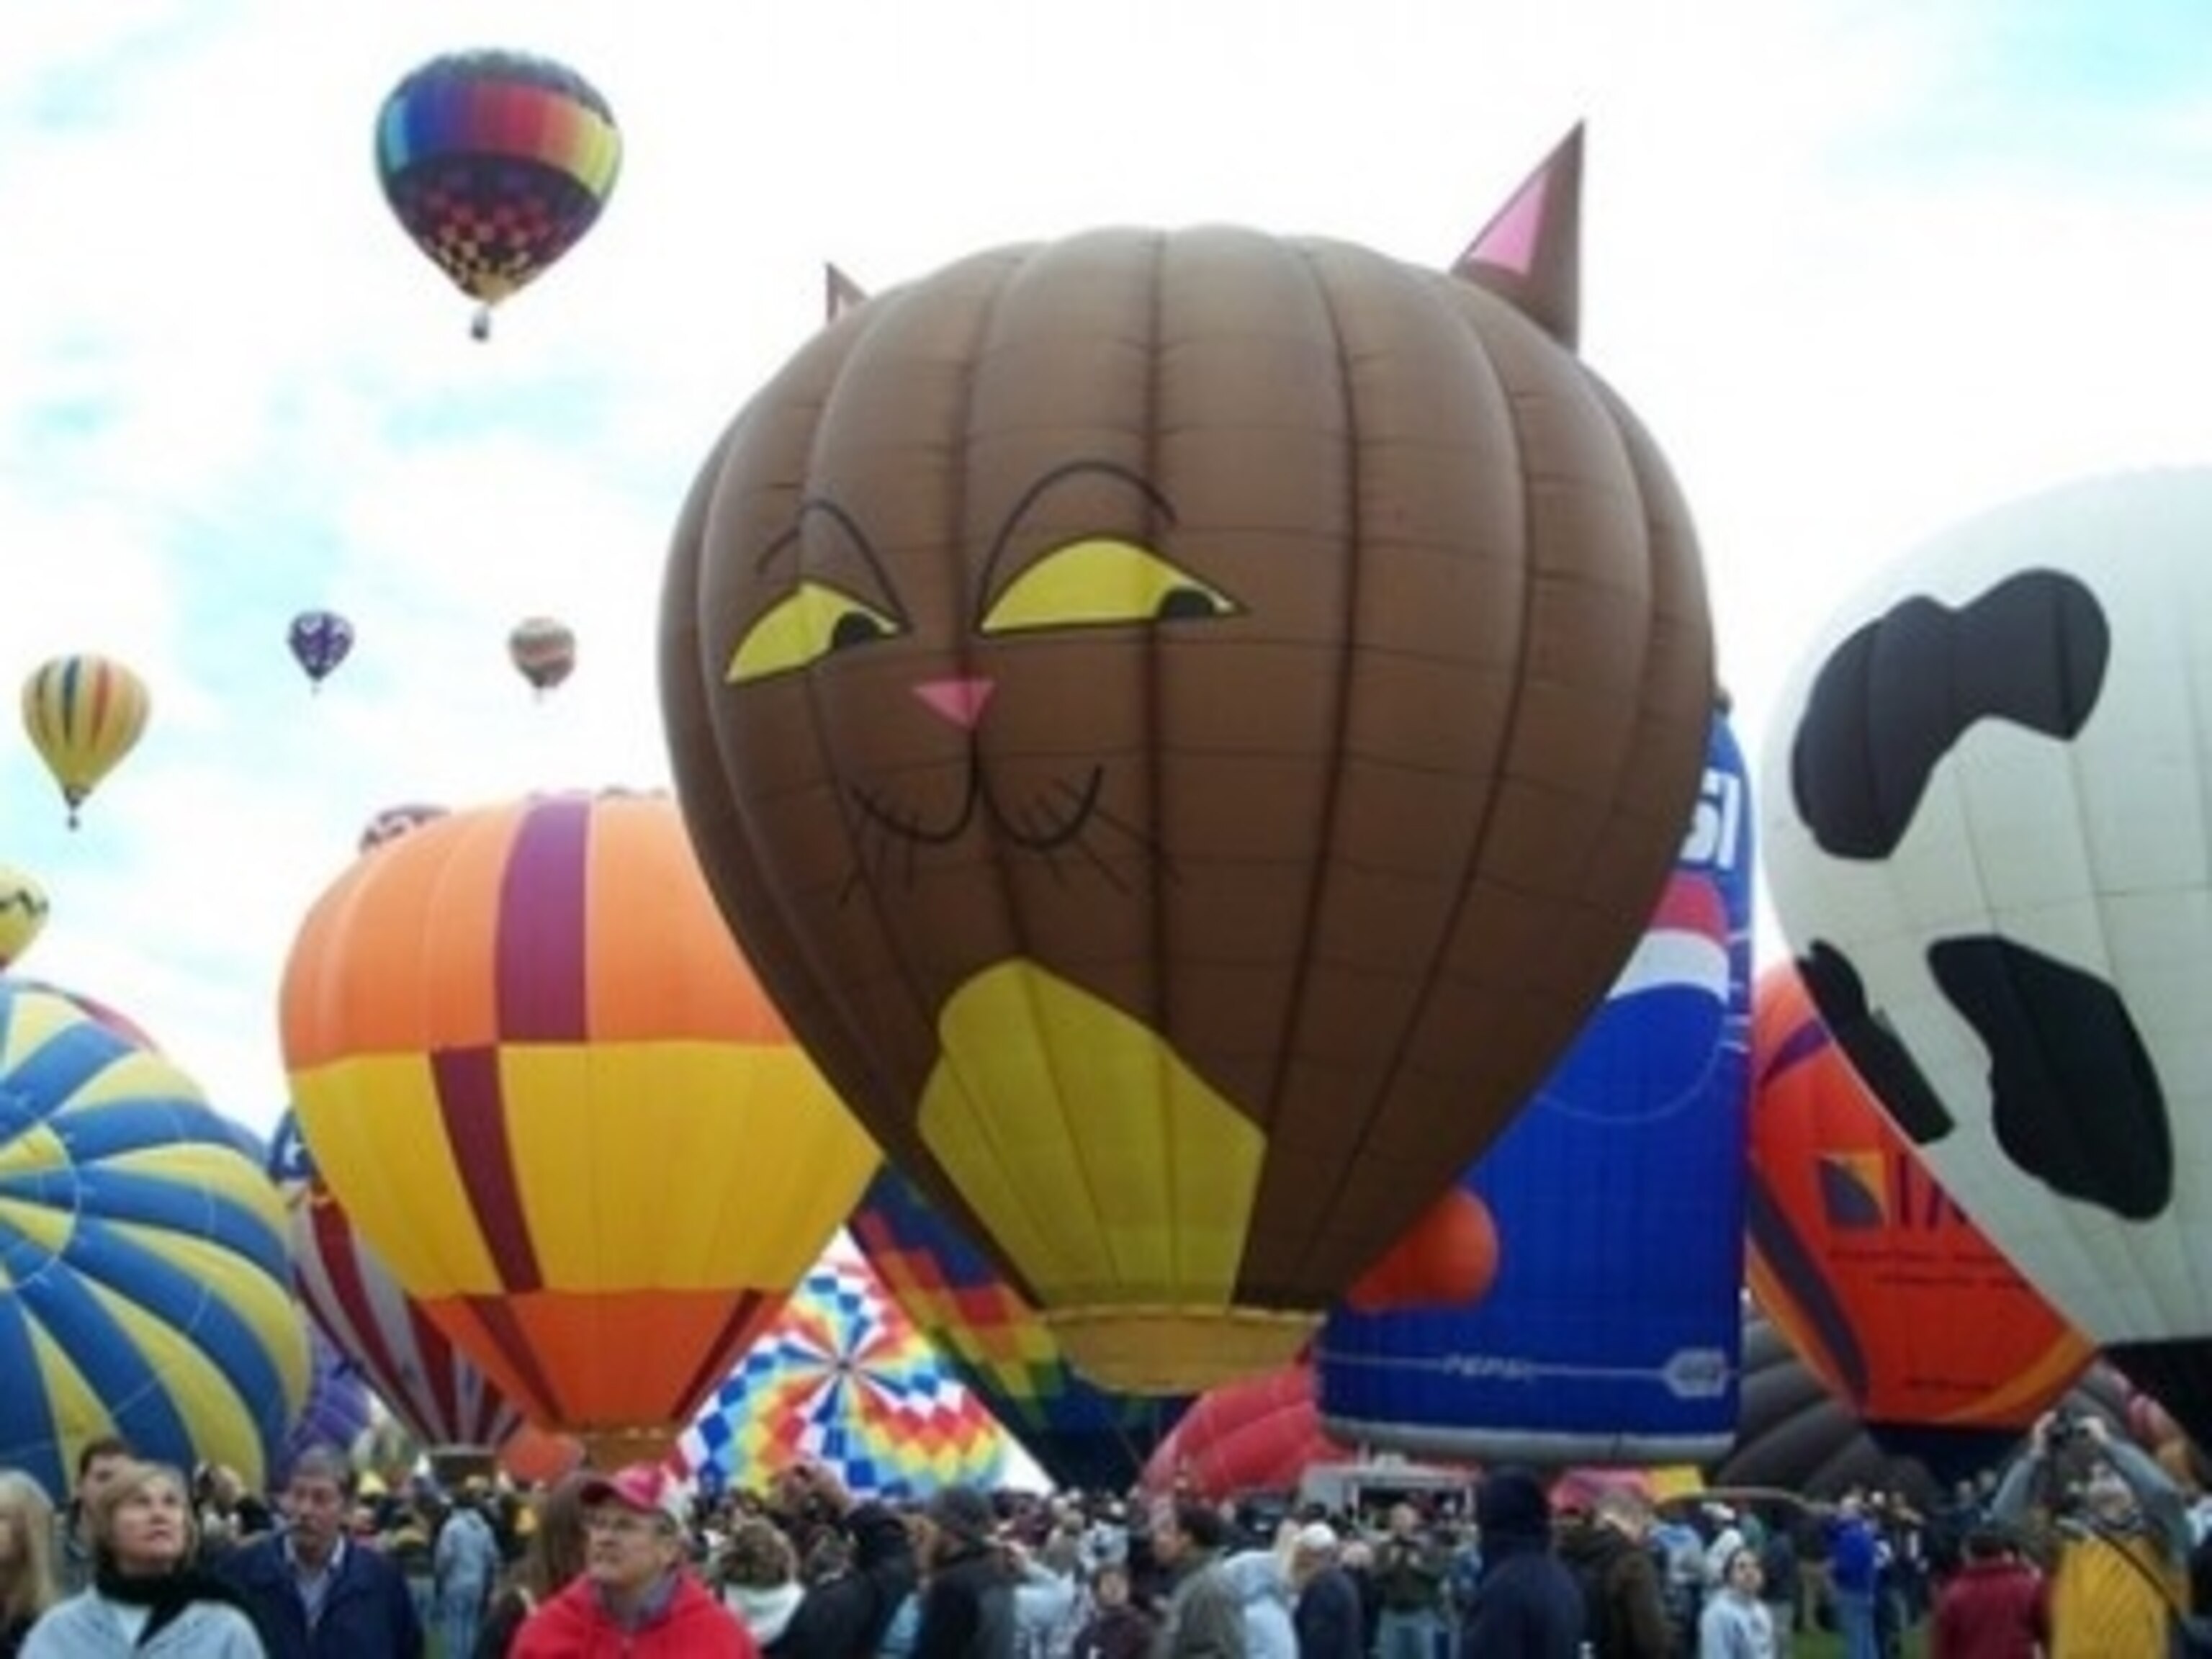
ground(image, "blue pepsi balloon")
xmin=1314 ymin=711 xmax=1754 ymax=1464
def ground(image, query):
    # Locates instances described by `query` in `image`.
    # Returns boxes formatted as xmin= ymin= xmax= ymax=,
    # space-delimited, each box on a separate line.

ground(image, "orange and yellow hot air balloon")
xmin=277 ymin=788 xmax=880 ymax=1465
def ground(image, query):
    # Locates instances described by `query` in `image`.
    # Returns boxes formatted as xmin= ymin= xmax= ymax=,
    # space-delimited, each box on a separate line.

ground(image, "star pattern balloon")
xmin=677 ymin=1240 xmax=1007 ymax=1500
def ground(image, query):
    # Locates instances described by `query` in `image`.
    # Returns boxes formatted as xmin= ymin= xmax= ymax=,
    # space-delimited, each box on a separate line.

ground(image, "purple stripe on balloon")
xmin=1759 ymin=1007 xmax=1833 ymax=1090
xmin=496 ymin=798 xmax=593 ymax=1042
xmin=433 ymin=1046 xmax=541 ymax=1292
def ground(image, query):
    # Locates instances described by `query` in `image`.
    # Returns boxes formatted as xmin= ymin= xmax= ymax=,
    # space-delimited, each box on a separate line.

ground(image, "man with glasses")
xmin=512 ymin=1461 xmax=754 ymax=1656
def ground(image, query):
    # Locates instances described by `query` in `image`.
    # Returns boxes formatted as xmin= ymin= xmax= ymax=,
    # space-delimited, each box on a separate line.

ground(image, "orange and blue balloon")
xmin=374 ymin=49 xmax=621 ymax=339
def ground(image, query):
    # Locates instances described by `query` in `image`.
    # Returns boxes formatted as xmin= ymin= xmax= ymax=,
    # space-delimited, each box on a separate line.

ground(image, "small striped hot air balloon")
xmin=20 ymin=653 xmax=150 ymax=828
xmin=278 ymin=788 xmax=881 ymax=1466
xmin=0 ymin=979 xmax=310 ymax=1498
xmin=267 ymin=1110 xmax=523 ymax=1460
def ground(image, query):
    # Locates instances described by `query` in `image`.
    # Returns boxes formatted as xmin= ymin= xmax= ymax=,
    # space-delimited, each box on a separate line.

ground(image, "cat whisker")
xmin=1063 ymin=785 xmax=1179 ymax=886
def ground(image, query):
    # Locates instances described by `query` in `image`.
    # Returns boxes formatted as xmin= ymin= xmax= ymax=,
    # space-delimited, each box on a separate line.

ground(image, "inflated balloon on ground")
xmin=660 ymin=127 xmax=1714 ymax=1391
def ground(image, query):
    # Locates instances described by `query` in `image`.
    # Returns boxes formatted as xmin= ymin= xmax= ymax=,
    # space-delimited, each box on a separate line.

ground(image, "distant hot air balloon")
xmin=374 ymin=49 xmax=621 ymax=340
xmin=1761 ymin=468 xmax=2212 ymax=1450
xmin=279 ymin=789 xmax=881 ymax=1466
xmin=850 ymin=1164 xmax=1187 ymax=1493
xmin=507 ymin=616 xmax=575 ymax=696
xmin=1316 ymin=714 xmax=1754 ymax=1466
xmin=0 ymin=865 xmax=49 ymax=971
xmin=0 ymin=979 xmax=312 ymax=1500
xmin=660 ymin=130 xmax=1714 ymax=1393
xmin=675 ymin=1239 xmax=1008 ymax=1500
xmin=287 ymin=610 xmax=355 ymax=691
xmin=1745 ymin=963 xmax=2094 ymax=1475
xmin=21 ymin=653 xmax=150 ymax=828
xmin=267 ymin=1110 xmax=524 ymax=1459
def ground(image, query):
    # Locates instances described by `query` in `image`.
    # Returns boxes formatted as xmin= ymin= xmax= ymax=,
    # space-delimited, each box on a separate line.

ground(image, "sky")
xmin=4 ymin=0 xmax=2211 ymax=1150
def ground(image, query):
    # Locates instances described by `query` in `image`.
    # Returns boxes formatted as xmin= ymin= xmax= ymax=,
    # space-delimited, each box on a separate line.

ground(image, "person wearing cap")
xmin=511 ymin=1463 xmax=752 ymax=1658
xmin=911 ymin=1485 xmax=1015 ymax=1659
xmin=1457 ymin=1466 xmax=1583 ymax=1659
xmin=214 ymin=1444 xmax=423 ymax=1659
xmin=1286 ymin=1523 xmax=1361 ymax=1659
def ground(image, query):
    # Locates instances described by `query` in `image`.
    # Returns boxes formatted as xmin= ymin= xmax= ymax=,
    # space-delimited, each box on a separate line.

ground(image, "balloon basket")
xmin=577 ymin=1427 xmax=680 ymax=1472
xmin=1046 ymin=1305 xmax=1318 ymax=1394
xmin=428 ymin=1447 xmax=498 ymax=1488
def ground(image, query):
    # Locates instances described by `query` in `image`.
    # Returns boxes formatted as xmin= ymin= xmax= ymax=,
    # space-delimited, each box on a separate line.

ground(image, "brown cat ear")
xmin=1449 ymin=122 xmax=1584 ymax=349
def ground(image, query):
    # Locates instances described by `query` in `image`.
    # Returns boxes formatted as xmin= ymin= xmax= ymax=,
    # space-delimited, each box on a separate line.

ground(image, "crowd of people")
xmin=1 ymin=1405 xmax=2208 ymax=1658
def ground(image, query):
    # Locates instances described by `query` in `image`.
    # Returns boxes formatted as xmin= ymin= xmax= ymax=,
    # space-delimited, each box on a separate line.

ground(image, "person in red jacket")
xmin=512 ymin=1463 xmax=755 ymax=1658
xmin=1930 ymin=1527 xmax=2047 ymax=1659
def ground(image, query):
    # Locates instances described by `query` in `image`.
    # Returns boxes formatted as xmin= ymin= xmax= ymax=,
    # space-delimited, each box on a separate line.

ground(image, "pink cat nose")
xmin=914 ymin=677 xmax=996 ymax=729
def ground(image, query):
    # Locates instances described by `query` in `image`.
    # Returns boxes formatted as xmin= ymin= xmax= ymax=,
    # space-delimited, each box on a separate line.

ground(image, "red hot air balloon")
xmin=1746 ymin=963 xmax=2094 ymax=1471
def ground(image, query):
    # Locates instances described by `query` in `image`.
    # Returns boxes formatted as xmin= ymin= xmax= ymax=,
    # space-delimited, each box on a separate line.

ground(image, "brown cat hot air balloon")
xmin=660 ymin=127 xmax=1715 ymax=1391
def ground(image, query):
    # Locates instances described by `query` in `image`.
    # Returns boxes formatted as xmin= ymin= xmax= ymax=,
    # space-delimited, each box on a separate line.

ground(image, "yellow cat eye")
xmin=726 ymin=582 xmax=904 ymax=683
xmin=980 ymin=537 xmax=1238 ymax=635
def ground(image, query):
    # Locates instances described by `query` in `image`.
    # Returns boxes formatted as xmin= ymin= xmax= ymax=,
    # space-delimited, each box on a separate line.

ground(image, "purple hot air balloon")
xmin=287 ymin=610 xmax=355 ymax=692
xmin=280 ymin=1331 xmax=374 ymax=1483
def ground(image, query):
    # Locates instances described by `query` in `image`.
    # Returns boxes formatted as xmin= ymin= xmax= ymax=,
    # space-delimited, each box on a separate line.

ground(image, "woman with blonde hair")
xmin=0 ymin=1470 xmax=60 ymax=1656
xmin=22 ymin=1459 xmax=263 ymax=1656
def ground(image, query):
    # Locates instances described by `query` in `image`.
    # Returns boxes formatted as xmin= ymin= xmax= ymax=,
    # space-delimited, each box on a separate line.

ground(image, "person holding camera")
xmin=1989 ymin=1406 xmax=2190 ymax=1657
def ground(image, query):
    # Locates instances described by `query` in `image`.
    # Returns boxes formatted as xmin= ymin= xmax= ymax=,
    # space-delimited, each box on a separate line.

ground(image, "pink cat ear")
xmin=1449 ymin=122 xmax=1584 ymax=349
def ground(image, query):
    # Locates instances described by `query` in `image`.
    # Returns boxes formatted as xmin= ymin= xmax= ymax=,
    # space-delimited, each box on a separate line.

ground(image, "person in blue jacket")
xmin=214 ymin=1447 xmax=423 ymax=1659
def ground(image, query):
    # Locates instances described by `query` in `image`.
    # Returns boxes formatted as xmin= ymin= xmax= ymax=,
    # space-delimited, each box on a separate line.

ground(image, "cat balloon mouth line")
xmin=837 ymin=757 xmax=1176 ymax=902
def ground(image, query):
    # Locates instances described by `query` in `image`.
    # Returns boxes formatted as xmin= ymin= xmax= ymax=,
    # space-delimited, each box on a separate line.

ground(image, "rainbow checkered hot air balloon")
xmin=278 ymin=788 xmax=881 ymax=1467
xmin=677 ymin=1238 xmax=1008 ymax=1499
xmin=374 ymin=48 xmax=621 ymax=339
xmin=850 ymin=1165 xmax=1184 ymax=1493
xmin=268 ymin=1110 xmax=524 ymax=1460
xmin=0 ymin=980 xmax=311 ymax=1500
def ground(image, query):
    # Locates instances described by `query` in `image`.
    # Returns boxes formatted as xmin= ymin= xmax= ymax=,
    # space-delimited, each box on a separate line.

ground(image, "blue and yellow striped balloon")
xmin=0 ymin=980 xmax=309 ymax=1499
